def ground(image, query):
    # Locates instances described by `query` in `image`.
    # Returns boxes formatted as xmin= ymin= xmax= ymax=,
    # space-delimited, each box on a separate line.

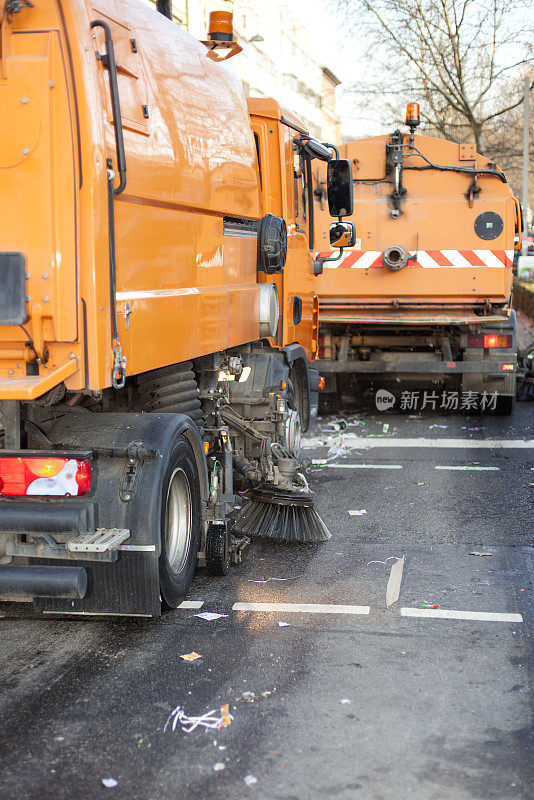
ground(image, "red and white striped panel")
xmin=318 ymin=249 xmax=514 ymax=269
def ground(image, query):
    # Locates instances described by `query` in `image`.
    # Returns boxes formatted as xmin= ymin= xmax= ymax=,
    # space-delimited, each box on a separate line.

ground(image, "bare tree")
xmin=339 ymin=0 xmax=533 ymax=154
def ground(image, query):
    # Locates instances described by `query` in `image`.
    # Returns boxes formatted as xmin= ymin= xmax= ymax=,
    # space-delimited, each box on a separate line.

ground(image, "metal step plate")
xmin=67 ymin=528 xmax=130 ymax=553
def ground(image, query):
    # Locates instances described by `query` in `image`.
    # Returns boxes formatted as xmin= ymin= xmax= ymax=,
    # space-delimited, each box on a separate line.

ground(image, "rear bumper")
xmin=315 ymin=358 xmax=517 ymax=375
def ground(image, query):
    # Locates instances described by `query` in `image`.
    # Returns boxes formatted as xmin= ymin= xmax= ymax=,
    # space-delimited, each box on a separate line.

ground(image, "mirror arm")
xmin=323 ymin=142 xmax=340 ymax=158
xmin=314 ymin=247 xmax=344 ymax=276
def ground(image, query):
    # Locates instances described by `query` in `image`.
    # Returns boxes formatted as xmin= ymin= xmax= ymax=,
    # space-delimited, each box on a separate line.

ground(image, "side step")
xmin=67 ymin=528 xmax=130 ymax=554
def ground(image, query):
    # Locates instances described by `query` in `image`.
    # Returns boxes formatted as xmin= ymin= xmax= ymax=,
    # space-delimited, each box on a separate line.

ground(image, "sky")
xmin=292 ymin=0 xmax=388 ymax=139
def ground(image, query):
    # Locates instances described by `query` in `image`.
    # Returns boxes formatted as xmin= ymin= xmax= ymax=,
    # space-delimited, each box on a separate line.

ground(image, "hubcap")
xmin=165 ymin=467 xmax=192 ymax=575
xmin=284 ymin=408 xmax=301 ymax=457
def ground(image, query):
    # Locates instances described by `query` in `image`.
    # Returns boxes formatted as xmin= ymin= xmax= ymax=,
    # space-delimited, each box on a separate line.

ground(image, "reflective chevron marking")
xmin=318 ymin=249 xmax=514 ymax=269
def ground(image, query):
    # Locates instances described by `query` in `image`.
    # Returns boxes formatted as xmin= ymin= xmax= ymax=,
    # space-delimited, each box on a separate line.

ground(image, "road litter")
xmin=311 ymin=458 xmax=328 ymax=466
xmin=180 ymin=652 xmax=202 ymax=661
xmin=194 ymin=612 xmax=228 ymax=621
xmin=419 ymin=604 xmax=438 ymax=609
xmin=382 ymin=423 xmax=389 ymax=433
xmin=469 ymin=551 xmax=493 ymax=557
xmin=429 ymin=425 xmax=447 ymax=429
xmin=213 ymin=763 xmax=226 ymax=772
xmin=327 ymin=436 xmax=349 ymax=458
xmin=367 ymin=556 xmax=402 ymax=566
xmin=348 ymin=509 xmax=367 ymax=516
xmin=102 ymin=779 xmax=118 ymax=788
xmin=386 ymin=556 xmax=405 ymax=608
xmin=415 ymin=482 xmax=426 ymax=486
xmin=164 ymin=704 xmax=234 ymax=733
xmin=237 ymin=690 xmax=273 ymax=703
xmin=325 ymin=420 xmax=347 ymax=432
xmin=278 ymin=621 xmax=290 ymax=627
xmin=244 ymin=775 xmax=258 ymax=787
xmin=340 ymin=698 xmax=351 ymax=705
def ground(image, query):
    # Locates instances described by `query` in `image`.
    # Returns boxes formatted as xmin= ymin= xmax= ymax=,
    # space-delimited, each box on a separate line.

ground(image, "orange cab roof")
xmin=247 ymin=97 xmax=309 ymax=135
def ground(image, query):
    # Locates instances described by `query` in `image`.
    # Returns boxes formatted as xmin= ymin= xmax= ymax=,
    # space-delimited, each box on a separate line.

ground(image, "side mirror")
xmin=299 ymin=138 xmax=333 ymax=162
xmin=329 ymin=221 xmax=356 ymax=248
xmin=327 ymin=159 xmax=353 ymax=218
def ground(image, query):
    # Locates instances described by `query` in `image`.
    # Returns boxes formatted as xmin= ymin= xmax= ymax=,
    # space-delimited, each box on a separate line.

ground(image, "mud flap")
xmin=33 ymin=551 xmax=160 ymax=616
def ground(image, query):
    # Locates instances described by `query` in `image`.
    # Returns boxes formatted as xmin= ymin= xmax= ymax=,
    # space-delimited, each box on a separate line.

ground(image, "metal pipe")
xmin=0 ymin=565 xmax=87 ymax=600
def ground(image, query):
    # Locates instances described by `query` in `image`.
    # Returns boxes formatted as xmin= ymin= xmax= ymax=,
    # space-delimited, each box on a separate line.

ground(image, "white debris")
xmin=340 ymin=698 xmax=351 ymax=705
xmin=194 ymin=612 xmax=228 ymax=621
xmin=213 ymin=763 xmax=226 ymax=772
xmin=348 ymin=509 xmax=367 ymax=516
xmin=244 ymin=775 xmax=258 ymax=787
xmin=164 ymin=704 xmax=233 ymax=734
xmin=102 ymin=779 xmax=118 ymax=788
xmin=278 ymin=621 xmax=290 ymax=627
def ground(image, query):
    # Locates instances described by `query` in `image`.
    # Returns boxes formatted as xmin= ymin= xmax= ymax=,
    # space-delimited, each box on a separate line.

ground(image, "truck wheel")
xmin=159 ymin=438 xmax=201 ymax=608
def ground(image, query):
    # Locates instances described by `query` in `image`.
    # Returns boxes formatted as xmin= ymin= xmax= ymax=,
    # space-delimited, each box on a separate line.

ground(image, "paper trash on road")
xmin=164 ymin=704 xmax=234 ymax=733
xmin=386 ymin=556 xmax=405 ymax=608
xmin=102 ymin=779 xmax=118 ymax=788
xmin=278 ymin=621 xmax=290 ymax=627
xmin=348 ymin=509 xmax=367 ymax=516
xmin=340 ymin=698 xmax=351 ymax=705
xmin=311 ymin=458 xmax=328 ymax=466
xmin=194 ymin=612 xmax=228 ymax=621
xmin=180 ymin=652 xmax=202 ymax=661
xmin=469 ymin=551 xmax=493 ymax=557
xmin=244 ymin=775 xmax=258 ymax=787
xmin=213 ymin=763 xmax=226 ymax=772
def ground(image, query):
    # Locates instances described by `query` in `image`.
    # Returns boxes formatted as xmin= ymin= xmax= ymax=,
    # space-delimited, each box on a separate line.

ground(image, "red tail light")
xmin=0 ymin=457 xmax=91 ymax=497
xmin=501 ymin=364 xmax=514 ymax=372
xmin=467 ymin=334 xmax=512 ymax=349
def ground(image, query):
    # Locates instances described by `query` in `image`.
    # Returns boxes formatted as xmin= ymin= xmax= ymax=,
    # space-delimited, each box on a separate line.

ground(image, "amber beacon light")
xmin=201 ymin=11 xmax=242 ymax=60
xmin=405 ymin=102 xmax=421 ymax=128
xmin=208 ymin=11 xmax=234 ymax=42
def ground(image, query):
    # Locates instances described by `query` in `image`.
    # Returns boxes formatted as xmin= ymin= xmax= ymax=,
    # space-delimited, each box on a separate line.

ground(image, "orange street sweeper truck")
xmin=313 ymin=104 xmax=521 ymax=414
xmin=0 ymin=0 xmax=353 ymax=615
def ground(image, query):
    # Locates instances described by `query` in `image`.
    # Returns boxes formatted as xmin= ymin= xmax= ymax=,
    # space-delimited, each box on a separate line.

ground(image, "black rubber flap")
xmin=0 ymin=252 xmax=27 ymax=325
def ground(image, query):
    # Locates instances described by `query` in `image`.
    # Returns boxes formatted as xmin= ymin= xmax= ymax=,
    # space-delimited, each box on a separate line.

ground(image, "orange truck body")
xmin=313 ymin=131 xmax=521 ymax=409
xmin=0 ymin=0 xmax=316 ymax=400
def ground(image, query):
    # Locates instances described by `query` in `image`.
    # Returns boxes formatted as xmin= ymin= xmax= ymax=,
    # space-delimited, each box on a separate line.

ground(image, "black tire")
xmin=159 ymin=437 xmax=201 ymax=608
xmin=495 ymin=395 xmax=516 ymax=415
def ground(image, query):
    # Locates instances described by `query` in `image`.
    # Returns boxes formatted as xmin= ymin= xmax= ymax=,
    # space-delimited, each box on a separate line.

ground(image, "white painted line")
xmin=434 ymin=465 xmax=500 ymax=471
xmin=386 ymin=557 xmax=405 ymax=608
xmin=303 ymin=437 xmax=534 ymax=450
xmin=401 ymin=607 xmax=523 ymax=622
xmin=323 ymin=464 xmax=403 ymax=470
xmin=232 ymin=602 xmax=370 ymax=615
xmin=178 ymin=600 xmax=204 ymax=609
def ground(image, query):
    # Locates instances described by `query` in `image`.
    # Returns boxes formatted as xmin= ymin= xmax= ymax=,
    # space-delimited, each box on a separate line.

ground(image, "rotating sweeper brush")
xmin=233 ymin=485 xmax=331 ymax=543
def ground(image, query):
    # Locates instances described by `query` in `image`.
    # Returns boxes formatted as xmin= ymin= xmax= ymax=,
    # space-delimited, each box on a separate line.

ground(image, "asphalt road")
xmin=0 ymin=402 xmax=533 ymax=800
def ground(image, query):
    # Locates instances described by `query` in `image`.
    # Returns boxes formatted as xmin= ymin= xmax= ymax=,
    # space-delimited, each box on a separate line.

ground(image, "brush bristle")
xmin=234 ymin=494 xmax=331 ymax=543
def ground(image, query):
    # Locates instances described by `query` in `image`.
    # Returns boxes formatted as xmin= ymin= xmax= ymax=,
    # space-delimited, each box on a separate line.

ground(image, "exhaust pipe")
xmin=0 ymin=565 xmax=87 ymax=601
xmin=383 ymin=245 xmax=409 ymax=271
xmin=156 ymin=0 xmax=173 ymax=20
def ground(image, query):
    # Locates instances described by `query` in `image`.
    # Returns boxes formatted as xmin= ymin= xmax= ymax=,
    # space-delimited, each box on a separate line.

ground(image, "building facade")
xmin=140 ymin=0 xmax=341 ymax=141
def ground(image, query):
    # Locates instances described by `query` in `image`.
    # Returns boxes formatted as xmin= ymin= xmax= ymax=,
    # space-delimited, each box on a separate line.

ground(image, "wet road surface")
xmin=0 ymin=403 xmax=532 ymax=800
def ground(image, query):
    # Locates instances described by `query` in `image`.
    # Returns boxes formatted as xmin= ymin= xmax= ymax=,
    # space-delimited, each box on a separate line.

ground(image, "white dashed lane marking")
xmin=434 ymin=465 xmax=500 ymax=471
xmin=178 ymin=601 xmax=522 ymax=623
xmin=232 ymin=602 xmax=371 ymax=615
xmin=321 ymin=464 xmax=403 ymax=470
xmin=401 ymin=608 xmax=523 ymax=622
xmin=178 ymin=600 xmax=204 ymax=609
xmin=303 ymin=437 xmax=534 ymax=450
